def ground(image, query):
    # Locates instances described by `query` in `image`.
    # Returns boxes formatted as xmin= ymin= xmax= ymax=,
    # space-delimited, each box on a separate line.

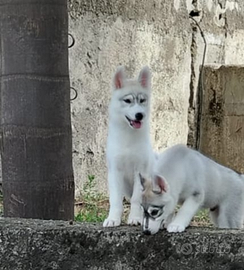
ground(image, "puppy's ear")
xmin=139 ymin=173 xmax=146 ymax=191
xmin=152 ymin=175 xmax=168 ymax=194
xmin=112 ymin=66 xmax=126 ymax=90
xmin=138 ymin=66 xmax=151 ymax=89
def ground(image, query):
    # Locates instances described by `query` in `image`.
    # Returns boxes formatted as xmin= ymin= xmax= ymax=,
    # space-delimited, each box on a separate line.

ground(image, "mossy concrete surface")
xmin=0 ymin=218 xmax=244 ymax=270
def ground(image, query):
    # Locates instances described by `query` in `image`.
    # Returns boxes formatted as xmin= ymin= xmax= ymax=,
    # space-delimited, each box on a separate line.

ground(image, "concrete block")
xmin=0 ymin=218 xmax=244 ymax=269
xmin=199 ymin=65 xmax=244 ymax=173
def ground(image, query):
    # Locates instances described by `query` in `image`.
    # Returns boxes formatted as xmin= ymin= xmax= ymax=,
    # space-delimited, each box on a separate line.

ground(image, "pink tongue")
xmin=132 ymin=120 xmax=142 ymax=129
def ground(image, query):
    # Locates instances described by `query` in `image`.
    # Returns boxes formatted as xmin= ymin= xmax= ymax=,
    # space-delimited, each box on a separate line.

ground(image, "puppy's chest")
xmin=116 ymin=153 xmax=150 ymax=174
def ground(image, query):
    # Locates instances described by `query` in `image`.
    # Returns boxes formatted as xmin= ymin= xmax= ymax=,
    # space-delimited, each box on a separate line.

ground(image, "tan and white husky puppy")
xmin=140 ymin=144 xmax=244 ymax=234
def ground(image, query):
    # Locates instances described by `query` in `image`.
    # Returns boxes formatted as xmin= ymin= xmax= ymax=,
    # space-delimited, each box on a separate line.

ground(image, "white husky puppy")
xmin=140 ymin=144 xmax=244 ymax=234
xmin=103 ymin=66 xmax=155 ymax=227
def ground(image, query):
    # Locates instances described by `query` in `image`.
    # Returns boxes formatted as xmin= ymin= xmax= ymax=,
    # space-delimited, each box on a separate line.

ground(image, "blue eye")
xmin=151 ymin=210 xmax=159 ymax=216
xmin=124 ymin=99 xmax=131 ymax=104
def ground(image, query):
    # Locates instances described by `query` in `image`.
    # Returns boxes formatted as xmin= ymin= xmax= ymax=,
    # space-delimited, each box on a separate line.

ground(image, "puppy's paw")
xmin=167 ymin=223 xmax=186 ymax=233
xmin=103 ymin=218 xmax=121 ymax=227
xmin=127 ymin=216 xmax=142 ymax=226
xmin=162 ymin=214 xmax=174 ymax=229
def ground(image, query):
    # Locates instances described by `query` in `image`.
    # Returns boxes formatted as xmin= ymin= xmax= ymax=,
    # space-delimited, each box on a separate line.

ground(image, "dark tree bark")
xmin=0 ymin=0 xmax=74 ymax=220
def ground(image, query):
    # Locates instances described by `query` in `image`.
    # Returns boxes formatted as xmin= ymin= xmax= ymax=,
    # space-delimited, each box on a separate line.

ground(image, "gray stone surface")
xmin=189 ymin=0 xmax=244 ymax=148
xmin=0 ymin=218 xmax=244 ymax=270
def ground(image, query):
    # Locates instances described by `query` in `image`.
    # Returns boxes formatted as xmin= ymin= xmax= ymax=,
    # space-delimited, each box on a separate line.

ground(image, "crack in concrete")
xmin=187 ymin=1 xmax=207 ymax=149
xmin=187 ymin=21 xmax=198 ymax=148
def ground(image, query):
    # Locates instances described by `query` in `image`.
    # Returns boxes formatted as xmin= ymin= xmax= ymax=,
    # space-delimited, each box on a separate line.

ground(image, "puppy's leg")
xmin=209 ymin=207 xmax=219 ymax=227
xmin=227 ymin=193 xmax=244 ymax=229
xmin=162 ymin=212 xmax=175 ymax=229
xmin=167 ymin=193 xmax=203 ymax=233
xmin=127 ymin=175 xmax=142 ymax=225
xmin=218 ymin=202 xmax=243 ymax=229
xmin=103 ymin=169 xmax=124 ymax=227
xmin=217 ymin=204 xmax=232 ymax=228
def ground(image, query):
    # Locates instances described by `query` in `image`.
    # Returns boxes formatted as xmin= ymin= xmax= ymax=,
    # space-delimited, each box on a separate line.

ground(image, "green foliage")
xmin=82 ymin=175 xmax=104 ymax=202
xmin=193 ymin=209 xmax=211 ymax=226
xmin=175 ymin=205 xmax=211 ymax=226
xmin=75 ymin=208 xmax=107 ymax=223
xmin=75 ymin=175 xmax=108 ymax=223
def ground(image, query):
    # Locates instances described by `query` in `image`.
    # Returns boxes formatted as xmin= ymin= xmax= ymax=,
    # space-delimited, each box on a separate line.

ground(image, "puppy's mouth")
xmin=125 ymin=116 xmax=142 ymax=129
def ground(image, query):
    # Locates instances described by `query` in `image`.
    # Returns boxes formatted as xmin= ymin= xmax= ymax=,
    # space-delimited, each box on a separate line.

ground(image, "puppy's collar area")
xmin=125 ymin=116 xmax=142 ymax=129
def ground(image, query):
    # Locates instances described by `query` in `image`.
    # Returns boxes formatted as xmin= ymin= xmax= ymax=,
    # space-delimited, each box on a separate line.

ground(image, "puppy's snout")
xmin=135 ymin=113 xmax=143 ymax=121
xmin=143 ymin=229 xmax=151 ymax=235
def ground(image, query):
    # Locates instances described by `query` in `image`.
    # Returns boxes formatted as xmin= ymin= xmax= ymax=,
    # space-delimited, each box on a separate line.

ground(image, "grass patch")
xmin=74 ymin=174 xmax=132 ymax=223
xmin=191 ymin=208 xmax=211 ymax=227
xmin=175 ymin=205 xmax=211 ymax=227
xmin=75 ymin=175 xmax=108 ymax=223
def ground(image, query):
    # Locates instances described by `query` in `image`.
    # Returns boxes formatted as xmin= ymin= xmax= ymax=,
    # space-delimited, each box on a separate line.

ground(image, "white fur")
xmin=103 ymin=66 xmax=155 ymax=227
xmin=141 ymin=144 xmax=244 ymax=234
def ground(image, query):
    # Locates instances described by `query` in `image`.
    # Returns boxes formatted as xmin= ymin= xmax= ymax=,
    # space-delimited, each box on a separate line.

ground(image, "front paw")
xmin=103 ymin=217 xmax=121 ymax=227
xmin=127 ymin=216 xmax=142 ymax=226
xmin=167 ymin=223 xmax=186 ymax=233
xmin=162 ymin=214 xmax=175 ymax=228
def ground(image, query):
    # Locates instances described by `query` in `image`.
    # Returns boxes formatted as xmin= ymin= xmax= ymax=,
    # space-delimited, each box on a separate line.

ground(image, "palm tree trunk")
xmin=0 ymin=0 xmax=74 ymax=220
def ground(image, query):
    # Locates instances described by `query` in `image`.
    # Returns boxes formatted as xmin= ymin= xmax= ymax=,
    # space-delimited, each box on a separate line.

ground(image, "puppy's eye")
xmin=124 ymin=99 xmax=131 ymax=104
xmin=140 ymin=99 xmax=146 ymax=103
xmin=151 ymin=209 xmax=159 ymax=216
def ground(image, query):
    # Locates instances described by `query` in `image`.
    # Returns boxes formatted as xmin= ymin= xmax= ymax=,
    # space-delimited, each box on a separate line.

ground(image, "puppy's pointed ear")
xmin=138 ymin=66 xmax=151 ymax=89
xmin=139 ymin=173 xmax=146 ymax=191
xmin=112 ymin=66 xmax=126 ymax=90
xmin=152 ymin=175 xmax=168 ymax=194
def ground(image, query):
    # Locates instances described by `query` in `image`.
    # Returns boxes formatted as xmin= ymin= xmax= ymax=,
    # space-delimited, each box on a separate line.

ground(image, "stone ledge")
xmin=0 ymin=218 xmax=244 ymax=270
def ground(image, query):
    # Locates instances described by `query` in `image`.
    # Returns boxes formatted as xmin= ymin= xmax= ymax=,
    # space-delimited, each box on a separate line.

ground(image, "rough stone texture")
xmin=67 ymin=0 xmax=244 ymax=194
xmin=187 ymin=0 xmax=244 ymax=147
xmin=0 ymin=218 xmax=244 ymax=270
xmin=199 ymin=65 xmax=244 ymax=173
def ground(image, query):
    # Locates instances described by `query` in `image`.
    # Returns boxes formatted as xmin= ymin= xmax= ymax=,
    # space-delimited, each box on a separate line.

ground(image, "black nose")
xmin=143 ymin=230 xmax=151 ymax=235
xmin=135 ymin=113 xmax=143 ymax=121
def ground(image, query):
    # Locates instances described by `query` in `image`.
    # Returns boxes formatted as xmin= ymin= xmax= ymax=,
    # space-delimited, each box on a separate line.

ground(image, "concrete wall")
xmin=68 ymin=0 xmax=191 ymax=193
xmin=67 ymin=0 xmax=244 ymax=194
xmin=187 ymin=0 xmax=244 ymax=146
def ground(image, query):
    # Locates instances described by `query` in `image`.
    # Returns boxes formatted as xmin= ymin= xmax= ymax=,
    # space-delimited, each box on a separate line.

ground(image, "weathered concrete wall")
xmin=0 ymin=218 xmax=244 ymax=270
xmin=187 ymin=0 xmax=244 ymax=146
xmin=68 ymin=0 xmax=192 ymax=193
xmin=68 ymin=0 xmax=244 ymax=194
xmin=199 ymin=65 xmax=244 ymax=173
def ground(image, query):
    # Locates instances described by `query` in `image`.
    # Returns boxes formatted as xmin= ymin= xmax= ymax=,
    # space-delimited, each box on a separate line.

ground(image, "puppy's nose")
xmin=135 ymin=113 xmax=143 ymax=121
xmin=143 ymin=230 xmax=151 ymax=235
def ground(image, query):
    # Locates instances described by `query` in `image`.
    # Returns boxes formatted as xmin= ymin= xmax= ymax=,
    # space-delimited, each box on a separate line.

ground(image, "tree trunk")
xmin=0 ymin=0 xmax=74 ymax=220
